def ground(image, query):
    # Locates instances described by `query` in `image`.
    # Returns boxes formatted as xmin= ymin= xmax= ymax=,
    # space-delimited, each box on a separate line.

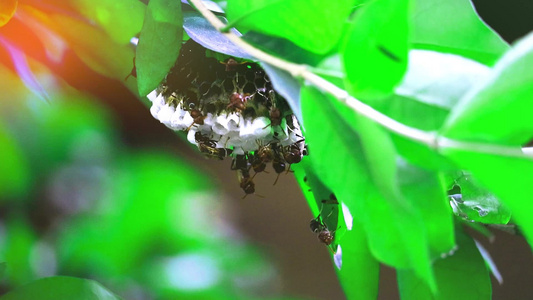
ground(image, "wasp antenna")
xmin=186 ymin=122 xmax=196 ymax=132
xmin=273 ymin=172 xmax=282 ymax=185
xmin=324 ymin=207 xmax=335 ymax=220
xmin=285 ymin=164 xmax=292 ymax=174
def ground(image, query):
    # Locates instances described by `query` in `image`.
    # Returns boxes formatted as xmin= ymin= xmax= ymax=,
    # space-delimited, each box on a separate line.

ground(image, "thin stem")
xmin=188 ymin=0 xmax=533 ymax=160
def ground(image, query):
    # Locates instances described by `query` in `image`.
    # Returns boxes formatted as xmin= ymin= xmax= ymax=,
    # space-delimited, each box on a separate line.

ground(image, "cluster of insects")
xmin=228 ymin=134 xmax=308 ymax=198
xmin=144 ymin=39 xmax=345 ymax=253
xmin=147 ymin=39 xmax=308 ymax=197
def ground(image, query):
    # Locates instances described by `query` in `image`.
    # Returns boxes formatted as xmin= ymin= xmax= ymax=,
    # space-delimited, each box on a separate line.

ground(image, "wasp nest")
xmin=148 ymin=40 xmax=307 ymax=196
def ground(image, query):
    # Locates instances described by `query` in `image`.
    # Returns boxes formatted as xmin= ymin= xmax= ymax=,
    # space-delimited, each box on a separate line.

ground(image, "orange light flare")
xmin=0 ymin=0 xmax=141 ymax=104
xmin=0 ymin=0 xmax=17 ymax=28
xmin=0 ymin=0 xmax=72 ymax=102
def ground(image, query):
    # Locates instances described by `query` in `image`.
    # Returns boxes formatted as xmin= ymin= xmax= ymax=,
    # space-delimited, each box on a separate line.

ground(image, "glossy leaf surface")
xmin=71 ymin=0 xmax=146 ymax=44
xmin=49 ymin=14 xmax=134 ymax=81
xmin=0 ymin=276 xmax=120 ymax=300
xmin=443 ymin=150 xmax=533 ymax=247
xmin=183 ymin=11 xmax=253 ymax=59
xmin=442 ymin=32 xmax=533 ymax=145
xmin=136 ymin=0 xmax=183 ymax=96
xmin=226 ymin=0 xmax=358 ymax=54
xmin=260 ymin=63 xmax=302 ymax=122
xmin=293 ymin=162 xmax=379 ymax=300
xmin=0 ymin=122 xmax=29 ymax=199
xmin=450 ymin=174 xmax=511 ymax=224
xmin=342 ymin=0 xmax=409 ymax=100
xmin=301 ymin=86 xmax=437 ymax=290
xmin=410 ymin=0 xmax=509 ymax=65
xmin=398 ymin=229 xmax=491 ymax=300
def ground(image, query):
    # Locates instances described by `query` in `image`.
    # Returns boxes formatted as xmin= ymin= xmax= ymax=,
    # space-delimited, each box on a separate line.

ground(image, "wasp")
xmin=310 ymin=198 xmax=339 ymax=252
xmin=272 ymin=143 xmax=286 ymax=185
xmin=256 ymin=141 xmax=275 ymax=163
xmin=321 ymin=193 xmax=339 ymax=205
xmin=283 ymin=115 xmax=307 ymax=166
xmin=186 ymin=109 xmax=207 ymax=131
xmin=263 ymin=90 xmax=283 ymax=130
xmin=220 ymin=57 xmax=247 ymax=72
xmin=269 ymin=106 xmax=282 ymax=127
xmin=283 ymin=141 xmax=304 ymax=165
xmin=230 ymin=153 xmax=259 ymax=198
xmin=231 ymin=154 xmax=250 ymax=171
xmin=195 ymin=132 xmax=231 ymax=160
xmin=249 ymin=153 xmax=267 ymax=175
xmin=125 ymin=56 xmax=137 ymax=81
xmin=310 ymin=214 xmax=334 ymax=246
xmin=227 ymin=92 xmax=251 ymax=112
xmin=232 ymin=153 xmax=263 ymax=198
xmin=249 ymin=141 xmax=276 ymax=180
xmin=238 ymin=168 xmax=256 ymax=199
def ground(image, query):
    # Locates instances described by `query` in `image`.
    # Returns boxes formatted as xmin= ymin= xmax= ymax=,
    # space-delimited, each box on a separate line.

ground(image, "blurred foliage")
xmin=1 ymin=277 xmax=121 ymax=300
xmin=0 ymin=88 xmax=280 ymax=298
xmin=0 ymin=2 xmax=282 ymax=299
xmin=0 ymin=87 xmax=280 ymax=298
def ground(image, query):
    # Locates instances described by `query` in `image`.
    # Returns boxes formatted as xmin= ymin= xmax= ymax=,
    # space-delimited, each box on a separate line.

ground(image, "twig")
xmin=188 ymin=0 xmax=533 ymax=161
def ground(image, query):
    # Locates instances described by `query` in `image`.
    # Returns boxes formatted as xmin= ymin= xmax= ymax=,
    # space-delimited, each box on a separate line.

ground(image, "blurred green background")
xmin=0 ymin=0 xmax=532 ymax=299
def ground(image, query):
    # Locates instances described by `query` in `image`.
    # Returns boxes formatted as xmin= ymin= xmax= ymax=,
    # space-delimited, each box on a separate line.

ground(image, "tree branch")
xmin=188 ymin=0 xmax=533 ymax=160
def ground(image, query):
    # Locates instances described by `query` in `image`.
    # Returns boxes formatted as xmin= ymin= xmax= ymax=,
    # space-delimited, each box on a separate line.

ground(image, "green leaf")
xmin=183 ymin=11 xmax=253 ymax=59
xmin=383 ymin=50 xmax=488 ymax=170
xmin=182 ymin=0 xmax=225 ymax=13
xmin=410 ymin=0 xmax=509 ymax=65
xmin=398 ymin=228 xmax=491 ymax=300
xmin=450 ymin=174 xmax=511 ymax=224
xmin=342 ymin=0 xmax=409 ymax=100
xmin=50 ymin=14 xmax=135 ymax=81
xmin=442 ymin=32 xmax=533 ymax=145
xmin=31 ymin=100 xmax=113 ymax=176
xmin=0 ymin=216 xmax=37 ymax=286
xmin=293 ymin=155 xmax=379 ymax=300
xmin=71 ymin=0 xmax=146 ymax=45
xmin=260 ymin=63 xmax=302 ymax=121
xmin=397 ymin=160 xmax=455 ymax=257
xmin=244 ymin=31 xmax=325 ymax=66
xmin=292 ymin=161 xmax=345 ymax=250
xmin=0 ymin=121 xmax=30 ymax=199
xmin=327 ymin=91 xmax=455 ymax=257
xmin=0 ymin=276 xmax=120 ymax=300
xmin=394 ymin=50 xmax=491 ymax=117
xmin=312 ymin=54 xmax=345 ymax=89
xmin=306 ymin=49 xmax=486 ymax=170
xmin=340 ymin=108 xmax=451 ymax=286
xmin=136 ymin=0 xmax=183 ymax=96
xmin=225 ymin=0 xmax=358 ymax=54
xmin=336 ymin=222 xmax=379 ymax=300
xmin=0 ymin=262 xmax=6 ymax=280
xmin=442 ymin=150 xmax=533 ymax=248
xmin=301 ymin=86 xmax=436 ymax=291
xmin=57 ymin=151 xmax=211 ymax=277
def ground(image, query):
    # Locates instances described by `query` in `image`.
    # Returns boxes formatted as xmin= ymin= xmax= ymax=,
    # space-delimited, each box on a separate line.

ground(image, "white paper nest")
xmin=148 ymin=90 xmax=303 ymax=155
